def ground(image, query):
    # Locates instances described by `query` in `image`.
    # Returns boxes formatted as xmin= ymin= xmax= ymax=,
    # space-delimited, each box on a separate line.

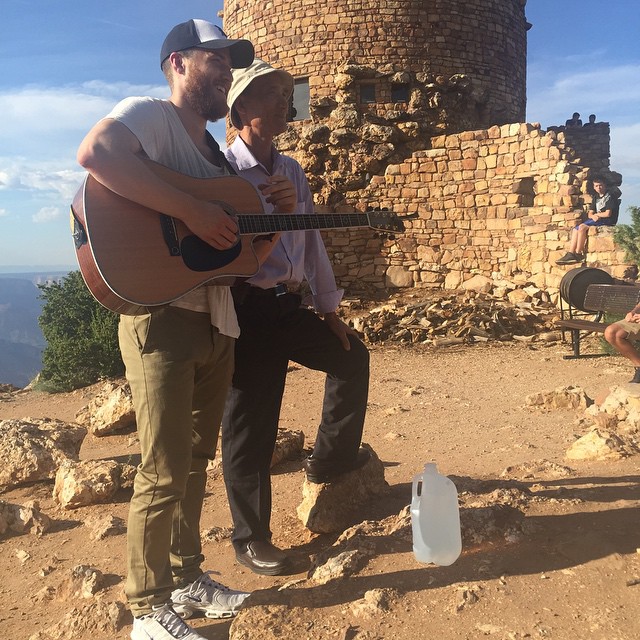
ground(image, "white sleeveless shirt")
xmin=105 ymin=97 xmax=239 ymax=338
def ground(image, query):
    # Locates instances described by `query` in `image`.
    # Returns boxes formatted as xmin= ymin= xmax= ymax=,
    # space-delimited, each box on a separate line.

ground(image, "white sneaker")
xmin=170 ymin=571 xmax=250 ymax=620
xmin=130 ymin=604 xmax=205 ymax=639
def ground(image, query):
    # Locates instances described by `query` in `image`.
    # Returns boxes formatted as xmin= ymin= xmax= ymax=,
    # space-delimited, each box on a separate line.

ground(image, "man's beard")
xmin=183 ymin=66 xmax=228 ymax=122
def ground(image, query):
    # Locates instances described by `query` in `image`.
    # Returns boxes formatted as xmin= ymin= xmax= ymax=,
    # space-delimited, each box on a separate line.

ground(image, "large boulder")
xmin=525 ymin=385 xmax=592 ymax=411
xmin=0 ymin=499 xmax=51 ymax=537
xmin=0 ymin=418 xmax=87 ymax=489
xmin=53 ymin=459 xmax=135 ymax=509
xmin=297 ymin=445 xmax=389 ymax=533
xmin=75 ymin=380 xmax=135 ymax=436
xmin=271 ymin=428 xmax=305 ymax=468
xmin=565 ymin=428 xmax=628 ymax=461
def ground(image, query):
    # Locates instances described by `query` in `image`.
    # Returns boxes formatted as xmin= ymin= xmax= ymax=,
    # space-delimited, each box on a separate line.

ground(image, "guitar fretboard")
xmin=237 ymin=213 xmax=371 ymax=234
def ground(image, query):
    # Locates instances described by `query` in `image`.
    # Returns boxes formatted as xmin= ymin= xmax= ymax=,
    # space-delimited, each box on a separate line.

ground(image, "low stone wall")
xmin=320 ymin=122 xmax=627 ymax=298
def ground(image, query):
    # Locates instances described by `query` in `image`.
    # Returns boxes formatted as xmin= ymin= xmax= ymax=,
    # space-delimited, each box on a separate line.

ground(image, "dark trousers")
xmin=221 ymin=289 xmax=369 ymax=550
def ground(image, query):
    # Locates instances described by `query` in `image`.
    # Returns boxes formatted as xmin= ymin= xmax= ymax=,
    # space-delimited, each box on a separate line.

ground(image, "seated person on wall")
xmin=565 ymin=112 xmax=582 ymax=127
xmin=555 ymin=175 xmax=620 ymax=265
xmin=604 ymin=304 xmax=640 ymax=383
xmin=583 ymin=113 xmax=597 ymax=127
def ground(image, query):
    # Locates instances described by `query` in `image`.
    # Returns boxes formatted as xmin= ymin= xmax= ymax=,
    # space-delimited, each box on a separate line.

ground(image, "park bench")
xmin=556 ymin=283 xmax=640 ymax=358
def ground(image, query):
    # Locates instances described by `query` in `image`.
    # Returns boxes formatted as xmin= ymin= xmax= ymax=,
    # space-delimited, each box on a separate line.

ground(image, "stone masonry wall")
xmin=223 ymin=0 xmax=528 ymax=128
xmin=561 ymin=123 xmax=611 ymax=175
xmin=319 ymin=122 xmax=627 ymax=298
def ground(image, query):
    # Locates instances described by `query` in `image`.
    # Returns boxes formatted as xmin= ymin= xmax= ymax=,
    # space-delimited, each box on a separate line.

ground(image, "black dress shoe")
xmin=236 ymin=540 xmax=290 ymax=576
xmin=304 ymin=447 xmax=371 ymax=484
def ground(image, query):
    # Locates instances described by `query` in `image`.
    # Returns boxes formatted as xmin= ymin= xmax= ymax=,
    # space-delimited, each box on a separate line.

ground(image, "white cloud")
xmin=611 ymin=123 xmax=640 ymax=169
xmin=32 ymin=206 xmax=63 ymax=223
xmin=554 ymin=66 xmax=640 ymax=113
xmin=611 ymin=123 xmax=640 ymax=211
xmin=528 ymin=64 xmax=640 ymax=126
xmin=0 ymin=81 xmax=168 ymax=138
xmin=23 ymin=167 xmax=85 ymax=201
xmin=0 ymin=81 xmax=228 ymax=204
xmin=0 ymin=169 xmax=16 ymax=188
xmin=0 ymin=82 xmax=170 ymax=240
xmin=81 ymin=80 xmax=168 ymax=99
xmin=0 ymin=208 xmax=8 ymax=217
xmin=0 ymin=82 xmax=172 ymax=198
xmin=0 ymin=158 xmax=85 ymax=201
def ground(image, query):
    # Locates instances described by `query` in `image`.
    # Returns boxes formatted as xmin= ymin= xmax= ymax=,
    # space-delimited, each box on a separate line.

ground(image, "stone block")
xmin=385 ymin=266 xmax=414 ymax=287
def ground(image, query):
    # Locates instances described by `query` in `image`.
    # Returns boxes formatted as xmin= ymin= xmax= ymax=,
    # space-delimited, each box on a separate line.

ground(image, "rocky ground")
xmin=1 ymin=311 xmax=639 ymax=640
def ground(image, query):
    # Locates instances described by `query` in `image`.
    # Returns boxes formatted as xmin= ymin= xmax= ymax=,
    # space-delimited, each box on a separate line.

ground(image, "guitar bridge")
xmin=160 ymin=214 xmax=182 ymax=257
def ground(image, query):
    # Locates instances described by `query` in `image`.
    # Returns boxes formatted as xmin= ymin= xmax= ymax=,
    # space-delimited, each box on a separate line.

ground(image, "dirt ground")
xmin=1 ymin=337 xmax=639 ymax=640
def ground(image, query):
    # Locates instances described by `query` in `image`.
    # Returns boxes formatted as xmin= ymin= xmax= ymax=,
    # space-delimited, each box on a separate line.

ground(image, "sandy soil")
xmin=1 ymin=338 xmax=639 ymax=640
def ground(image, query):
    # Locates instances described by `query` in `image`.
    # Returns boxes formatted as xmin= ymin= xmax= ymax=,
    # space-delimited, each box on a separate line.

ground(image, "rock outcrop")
xmin=297 ymin=445 xmax=389 ymax=533
xmin=0 ymin=418 xmax=86 ymax=489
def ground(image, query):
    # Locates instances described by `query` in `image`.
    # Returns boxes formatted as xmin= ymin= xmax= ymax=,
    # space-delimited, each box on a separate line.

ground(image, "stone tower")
xmin=223 ymin=2 xmax=626 ymax=295
xmin=223 ymin=0 xmax=529 ymax=206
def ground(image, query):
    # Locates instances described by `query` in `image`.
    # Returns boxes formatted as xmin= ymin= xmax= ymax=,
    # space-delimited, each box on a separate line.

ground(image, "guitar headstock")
xmin=365 ymin=207 xmax=417 ymax=232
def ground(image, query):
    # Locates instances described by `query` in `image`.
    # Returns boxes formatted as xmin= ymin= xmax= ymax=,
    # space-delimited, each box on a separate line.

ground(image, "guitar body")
xmin=71 ymin=162 xmax=265 ymax=315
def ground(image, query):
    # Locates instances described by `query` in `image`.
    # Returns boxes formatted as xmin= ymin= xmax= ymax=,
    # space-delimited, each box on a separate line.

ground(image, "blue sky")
xmin=1 ymin=0 xmax=638 ymax=269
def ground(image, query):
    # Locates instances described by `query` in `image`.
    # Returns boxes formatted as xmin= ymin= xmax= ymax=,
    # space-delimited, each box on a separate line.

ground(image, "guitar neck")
xmin=237 ymin=213 xmax=371 ymax=235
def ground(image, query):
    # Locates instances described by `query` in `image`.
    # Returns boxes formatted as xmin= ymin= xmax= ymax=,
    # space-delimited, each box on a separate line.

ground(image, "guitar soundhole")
xmin=180 ymin=235 xmax=242 ymax=272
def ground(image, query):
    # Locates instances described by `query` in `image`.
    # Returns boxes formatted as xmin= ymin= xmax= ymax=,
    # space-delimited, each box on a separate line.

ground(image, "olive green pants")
xmin=119 ymin=306 xmax=234 ymax=617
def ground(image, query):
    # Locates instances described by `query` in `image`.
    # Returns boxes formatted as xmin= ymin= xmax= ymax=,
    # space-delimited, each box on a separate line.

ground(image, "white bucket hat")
xmin=227 ymin=59 xmax=294 ymax=129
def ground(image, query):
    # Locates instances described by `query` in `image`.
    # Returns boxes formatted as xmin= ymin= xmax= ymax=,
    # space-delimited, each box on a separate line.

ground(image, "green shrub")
xmin=613 ymin=205 xmax=640 ymax=265
xmin=37 ymin=271 xmax=123 ymax=391
xmin=599 ymin=311 xmax=624 ymax=356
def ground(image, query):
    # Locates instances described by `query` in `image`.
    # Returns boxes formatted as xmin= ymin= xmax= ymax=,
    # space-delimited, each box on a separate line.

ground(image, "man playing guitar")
xmin=77 ymin=19 xmax=294 ymax=640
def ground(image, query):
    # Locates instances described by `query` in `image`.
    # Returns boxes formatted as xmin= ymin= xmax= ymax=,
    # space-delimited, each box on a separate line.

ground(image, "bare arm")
xmin=77 ymin=119 xmax=238 ymax=249
xmin=625 ymin=304 xmax=640 ymax=322
xmin=588 ymin=208 xmax=612 ymax=221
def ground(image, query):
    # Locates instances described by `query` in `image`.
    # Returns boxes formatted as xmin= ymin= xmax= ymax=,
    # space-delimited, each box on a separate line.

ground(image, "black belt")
xmin=232 ymin=283 xmax=290 ymax=305
xmin=247 ymin=283 xmax=288 ymax=297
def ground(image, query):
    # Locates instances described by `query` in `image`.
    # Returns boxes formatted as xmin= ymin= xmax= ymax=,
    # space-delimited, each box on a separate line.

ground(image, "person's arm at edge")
xmin=625 ymin=304 xmax=640 ymax=322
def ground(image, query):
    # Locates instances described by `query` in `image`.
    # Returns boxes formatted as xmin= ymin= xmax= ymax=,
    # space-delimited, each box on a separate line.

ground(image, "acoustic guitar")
xmin=70 ymin=159 xmax=410 ymax=315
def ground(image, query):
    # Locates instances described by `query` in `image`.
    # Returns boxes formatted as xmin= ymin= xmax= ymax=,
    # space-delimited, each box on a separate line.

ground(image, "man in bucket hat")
xmin=77 ymin=19 xmax=270 ymax=640
xmin=221 ymin=59 xmax=371 ymax=576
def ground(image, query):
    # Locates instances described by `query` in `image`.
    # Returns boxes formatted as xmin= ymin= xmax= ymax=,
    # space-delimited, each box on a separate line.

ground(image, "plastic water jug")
xmin=410 ymin=462 xmax=462 ymax=566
